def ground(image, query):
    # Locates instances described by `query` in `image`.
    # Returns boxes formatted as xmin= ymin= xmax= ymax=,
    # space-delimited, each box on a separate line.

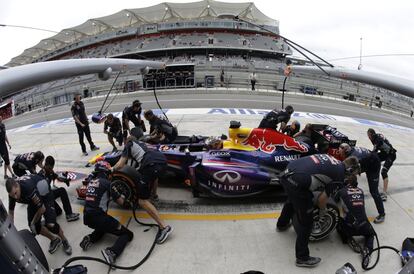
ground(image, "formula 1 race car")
xmin=80 ymin=122 xmax=356 ymax=199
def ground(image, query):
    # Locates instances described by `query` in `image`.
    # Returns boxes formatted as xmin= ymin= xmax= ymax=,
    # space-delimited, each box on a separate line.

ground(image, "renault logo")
xmin=213 ymin=170 xmax=241 ymax=183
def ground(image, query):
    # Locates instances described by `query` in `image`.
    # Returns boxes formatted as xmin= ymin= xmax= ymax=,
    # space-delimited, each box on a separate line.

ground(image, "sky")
xmin=1 ymin=0 xmax=414 ymax=80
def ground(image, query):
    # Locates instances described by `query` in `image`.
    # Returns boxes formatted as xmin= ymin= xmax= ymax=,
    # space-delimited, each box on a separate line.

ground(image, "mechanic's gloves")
xmin=29 ymin=223 xmax=37 ymax=235
xmin=319 ymin=207 xmax=327 ymax=219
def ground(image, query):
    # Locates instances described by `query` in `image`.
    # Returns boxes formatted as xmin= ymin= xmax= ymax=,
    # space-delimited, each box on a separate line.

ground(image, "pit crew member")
xmin=276 ymin=154 xmax=360 ymax=267
xmin=12 ymin=151 xmax=45 ymax=176
xmin=6 ymin=175 xmax=73 ymax=255
xmin=258 ymin=105 xmax=294 ymax=132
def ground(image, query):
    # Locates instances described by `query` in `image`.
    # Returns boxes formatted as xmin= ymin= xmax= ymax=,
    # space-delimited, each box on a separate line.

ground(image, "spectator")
xmin=0 ymin=116 xmax=15 ymax=179
xmin=71 ymin=94 xmax=99 ymax=156
xmin=249 ymin=72 xmax=257 ymax=91
xmin=220 ymin=69 xmax=225 ymax=87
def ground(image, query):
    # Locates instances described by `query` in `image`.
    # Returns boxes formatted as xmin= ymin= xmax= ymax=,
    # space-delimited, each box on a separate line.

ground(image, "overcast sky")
xmin=1 ymin=0 xmax=414 ymax=80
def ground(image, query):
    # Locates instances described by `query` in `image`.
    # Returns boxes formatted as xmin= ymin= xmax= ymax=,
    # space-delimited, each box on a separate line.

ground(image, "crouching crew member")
xmin=336 ymin=174 xmax=376 ymax=265
xmin=122 ymin=100 xmax=146 ymax=143
xmin=277 ymin=154 xmax=360 ymax=268
xmin=113 ymin=128 xmax=173 ymax=243
xmin=144 ymin=110 xmax=177 ymax=144
xmin=38 ymin=155 xmax=80 ymax=222
xmin=367 ymin=128 xmax=397 ymax=201
xmin=80 ymin=161 xmax=133 ymax=265
xmin=12 ymin=151 xmax=45 ymax=176
xmin=339 ymin=143 xmax=385 ymax=224
xmin=104 ymin=113 xmax=123 ymax=151
xmin=258 ymin=105 xmax=294 ymax=132
xmin=6 ymin=175 xmax=73 ymax=255
xmin=283 ymin=120 xmax=301 ymax=137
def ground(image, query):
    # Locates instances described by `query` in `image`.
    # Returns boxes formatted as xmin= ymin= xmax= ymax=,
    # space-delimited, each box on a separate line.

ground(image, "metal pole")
xmin=282 ymin=76 xmax=288 ymax=109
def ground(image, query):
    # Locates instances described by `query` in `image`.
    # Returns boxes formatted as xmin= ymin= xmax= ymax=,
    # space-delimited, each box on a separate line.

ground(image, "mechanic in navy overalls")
xmin=336 ymin=174 xmax=376 ymax=264
xmin=112 ymin=128 xmax=173 ymax=244
xmin=71 ymin=94 xmax=99 ymax=156
xmin=258 ymin=105 xmax=294 ymax=132
xmin=338 ymin=143 xmax=385 ymax=224
xmin=122 ymin=100 xmax=146 ymax=143
xmin=12 ymin=151 xmax=45 ymax=176
xmin=104 ymin=113 xmax=123 ymax=152
xmin=367 ymin=128 xmax=397 ymax=202
xmin=144 ymin=109 xmax=178 ymax=144
xmin=80 ymin=161 xmax=133 ymax=265
xmin=38 ymin=155 xmax=80 ymax=222
xmin=276 ymin=154 xmax=360 ymax=267
xmin=6 ymin=174 xmax=73 ymax=255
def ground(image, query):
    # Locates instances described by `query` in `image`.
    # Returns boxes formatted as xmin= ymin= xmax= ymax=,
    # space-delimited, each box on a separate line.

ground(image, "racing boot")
xmin=66 ymin=213 xmax=80 ymax=222
xmin=374 ymin=214 xmax=385 ymax=224
xmin=80 ymin=235 xmax=92 ymax=251
xmin=62 ymin=240 xmax=72 ymax=255
xmin=48 ymin=237 xmax=62 ymax=254
xmin=156 ymin=225 xmax=173 ymax=244
xmin=102 ymin=248 xmax=117 ymax=267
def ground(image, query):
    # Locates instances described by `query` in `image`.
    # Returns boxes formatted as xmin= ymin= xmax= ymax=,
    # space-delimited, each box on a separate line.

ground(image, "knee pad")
xmin=381 ymin=167 xmax=388 ymax=180
xmin=46 ymin=222 xmax=60 ymax=234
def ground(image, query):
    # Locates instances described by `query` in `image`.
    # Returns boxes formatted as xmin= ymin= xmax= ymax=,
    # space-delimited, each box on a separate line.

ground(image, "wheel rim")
xmin=111 ymin=178 xmax=133 ymax=202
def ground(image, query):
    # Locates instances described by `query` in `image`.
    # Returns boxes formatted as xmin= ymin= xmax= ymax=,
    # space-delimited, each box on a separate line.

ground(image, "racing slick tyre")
xmin=309 ymin=203 xmax=340 ymax=241
xmin=111 ymin=176 xmax=136 ymax=207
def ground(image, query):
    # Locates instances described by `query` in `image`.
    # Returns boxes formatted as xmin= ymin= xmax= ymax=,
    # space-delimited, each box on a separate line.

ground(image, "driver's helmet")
xmin=205 ymin=136 xmax=223 ymax=150
xmin=94 ymin=161 xmax=112 ymax=176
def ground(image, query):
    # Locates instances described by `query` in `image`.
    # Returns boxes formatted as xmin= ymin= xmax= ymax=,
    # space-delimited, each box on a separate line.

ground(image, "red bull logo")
xmin=241 ymin=128 xmax=309 ymax=154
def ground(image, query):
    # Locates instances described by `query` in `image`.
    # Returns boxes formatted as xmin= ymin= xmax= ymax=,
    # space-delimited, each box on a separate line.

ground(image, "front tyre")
xmin=309 ymin=203 xmax=339 ymax=241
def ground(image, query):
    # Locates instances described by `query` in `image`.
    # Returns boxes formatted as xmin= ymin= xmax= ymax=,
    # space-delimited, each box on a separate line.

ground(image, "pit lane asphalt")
xmin=3 ymin=89 xmax=414 ymax=273
xmin=5 ymin=89 xmax=414 ymax=130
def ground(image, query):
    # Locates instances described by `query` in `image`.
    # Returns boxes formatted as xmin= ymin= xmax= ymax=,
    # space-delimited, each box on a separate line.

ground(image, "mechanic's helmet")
xmin=92 ymin=112 xmax=106 ymax=124
xmin=339 ymin=143 xmax=352 ymax=156
xmin=132 ymin=100 xmax=142 ymax=109
xmin=344 ymin=174 xmax=358 ymax=187
xmin=290 ymin=120 xmax=301 ymax=133
xmin=33 ymin=151 xmax=44 ymax=163
xmin=367 ymin=128 xmax=376 ymax=138
xmin=130 ymin=127 xmax=144 ymax=140
xmin=285 ymin=105 xmax=294 ymax=115
xmin=94 ymin=161 xmax=112 ymax=177
xmin=343 ymin=156 xmax=361 ymax=175
xmin=206 ymin=136 xmax=223 ymax=150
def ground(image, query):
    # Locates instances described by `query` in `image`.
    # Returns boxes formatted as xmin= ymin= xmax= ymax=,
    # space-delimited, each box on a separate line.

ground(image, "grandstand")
xmin=3 ymin=0 xmax=413 ymax=116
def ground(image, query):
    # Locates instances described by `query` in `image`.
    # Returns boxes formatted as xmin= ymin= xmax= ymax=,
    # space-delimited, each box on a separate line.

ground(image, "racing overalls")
xmin=370 ymin=133 xmax=396 ymax=180
xmin=121 ymin=139 xmax=167 ymax=199
xmin=13 ymin=152 xmax=39 ymax=176
xmin=336 ymin=185 xmax=375 ymax=252
xmin=9 ymin=174 xmax=57 ymax=234
xmin=258 ymin=109 xmax=291 ymax=131
xmin=347 ymin=147 xmax=384 ymax=216
xmin=277 ymin=154 xmax=345 ymax=260
xmin=122 ymin=106 xmax=145 ymax=138
xmin=83 ymin=174 xmax=133 ymax=256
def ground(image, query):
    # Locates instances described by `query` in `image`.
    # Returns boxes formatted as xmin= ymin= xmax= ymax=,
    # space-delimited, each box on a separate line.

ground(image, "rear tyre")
xmin=309 ymin=203 xmax=340 ymax=241
xmin=111 ymin=175 xmax=137 ymax=207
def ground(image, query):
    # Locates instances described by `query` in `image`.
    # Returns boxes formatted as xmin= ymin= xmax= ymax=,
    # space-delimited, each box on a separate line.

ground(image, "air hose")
xmin=57 ymin=204 xmax=160 ymax=272
xmin=361 ymin=229 xmax=401 ymax=271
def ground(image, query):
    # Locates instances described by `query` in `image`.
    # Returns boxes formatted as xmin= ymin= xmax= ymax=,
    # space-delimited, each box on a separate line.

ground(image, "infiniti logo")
xmin=213 ymin=170 xmax=241 ymax=183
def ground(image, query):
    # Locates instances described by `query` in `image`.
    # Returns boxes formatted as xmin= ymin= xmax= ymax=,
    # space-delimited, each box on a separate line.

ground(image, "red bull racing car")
xmin=79 ymin=122 xmax=355 ymax=199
